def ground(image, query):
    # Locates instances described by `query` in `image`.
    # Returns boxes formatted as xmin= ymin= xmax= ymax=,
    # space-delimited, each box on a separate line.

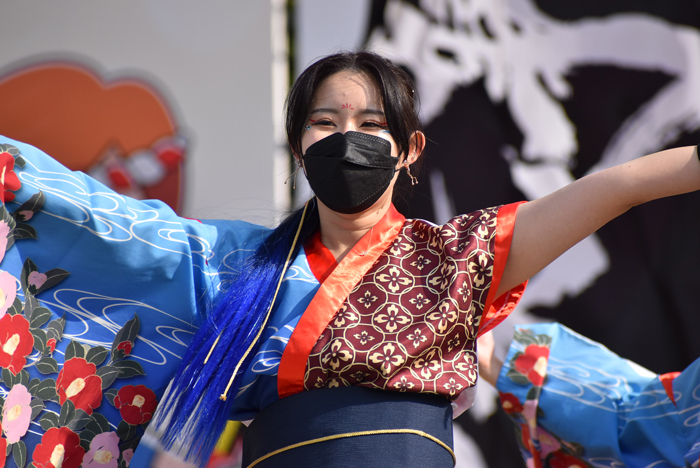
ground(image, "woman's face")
xmin=300 ymin=71 xmax=400 ymax=159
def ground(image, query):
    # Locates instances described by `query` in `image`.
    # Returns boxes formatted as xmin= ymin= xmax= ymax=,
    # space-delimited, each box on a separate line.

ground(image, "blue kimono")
xmin=1 ymin=134 xmax=698 ymax=468
xmin=496 ymin=323 xmax=700 ymax=467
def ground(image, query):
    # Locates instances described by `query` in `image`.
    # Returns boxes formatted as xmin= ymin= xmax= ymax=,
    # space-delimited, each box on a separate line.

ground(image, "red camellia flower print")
xmin=117 ymin=341 xmax=132 ymax=356
xmin=0 ymin=314 xmax=34 ymax=375
xmin=47 ymin=338 xmax=57 ymax=353
xmin=114 ymin=385 xmax=158 ymax=425
xmin=499 ymin=392 xmax=524 ymax=414
xmin=514 ymin=344 xmax=550 ymax=386
xmin=56 ymin=358 xmax=103 ymax=415
xmin=0 ymin=150 xmax=21 ymax=203
xmin=32 ymin=426 xmax=85 ymax=468
xmin=549 ymin=451 xmax=586 ymax=468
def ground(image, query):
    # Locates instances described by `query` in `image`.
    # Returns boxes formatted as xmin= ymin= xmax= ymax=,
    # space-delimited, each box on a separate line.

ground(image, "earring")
xmin=405 ymin=165 xmax=418 ymax=186
xmin=285 ymin=161 xmax=302 ymax=189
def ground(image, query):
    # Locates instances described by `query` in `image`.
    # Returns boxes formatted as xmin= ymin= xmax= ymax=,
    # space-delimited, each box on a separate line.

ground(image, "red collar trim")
xmin=304 ymin=231 xmax=337 ymax=284
xmin=278 ymin=204 xmax=406 ymax=398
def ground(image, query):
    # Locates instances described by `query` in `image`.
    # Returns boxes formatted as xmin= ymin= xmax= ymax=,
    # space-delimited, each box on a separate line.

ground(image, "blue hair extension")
xmin=154 ymin=201 xmax=319 ymax=465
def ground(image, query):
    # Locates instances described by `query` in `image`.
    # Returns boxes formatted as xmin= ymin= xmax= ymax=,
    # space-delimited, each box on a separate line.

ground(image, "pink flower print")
xmin=122 ymin=448 xmax=134 ymax=467
xmin=0 ymin=430 xmax=5 ymax=467
xmin=536 ymin=428 xmax=561 ymax=458
xmin=28 ymin=271 xmax=48 ymax=290
xmin=18 ymin=210 xmax=33 ymax=221
xmin=2 ymin=383 xmax=32 ymax=443
xmin=0 ymin=220 xmax=10 ymax=262
xmin=83 ymin=431 xmax=120 ymax=468
xmin=0 ymin=271 xmax=17 ymax=319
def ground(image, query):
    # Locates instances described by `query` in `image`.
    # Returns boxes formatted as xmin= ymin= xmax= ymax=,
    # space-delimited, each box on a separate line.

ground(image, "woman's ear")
xmin=294 ymin=155 xmax=307 ymax=176
xmin=405 ymin=131 xmax=426 ymax=166
xmin=290 ymin=152 xmax=303 ymax=169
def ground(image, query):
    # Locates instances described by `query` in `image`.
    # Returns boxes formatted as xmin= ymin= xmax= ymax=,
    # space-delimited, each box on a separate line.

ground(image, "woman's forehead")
xmin=312 ymin=71 xmax=383 ymax=108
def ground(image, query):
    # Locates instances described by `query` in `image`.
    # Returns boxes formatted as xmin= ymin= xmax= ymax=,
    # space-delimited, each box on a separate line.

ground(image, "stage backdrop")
xmin=359 ymin=0 xmax=700 ymax=466
xmin=0 ymin=1 xmax=286 ymax=223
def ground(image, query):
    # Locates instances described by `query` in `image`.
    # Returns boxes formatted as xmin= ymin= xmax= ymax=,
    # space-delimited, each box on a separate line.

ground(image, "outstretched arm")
xmin=497 ymin=146 xmax=700 ymax=296
xmin=476 ymin=330 xmax=502 ymax=387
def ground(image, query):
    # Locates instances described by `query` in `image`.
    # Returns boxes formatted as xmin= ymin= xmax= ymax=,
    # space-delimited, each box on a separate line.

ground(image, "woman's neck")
xmin=317 ymin=197 xmax=392 ymax=262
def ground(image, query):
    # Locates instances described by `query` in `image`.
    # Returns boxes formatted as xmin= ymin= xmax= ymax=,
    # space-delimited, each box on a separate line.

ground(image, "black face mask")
xmin=302 ymin=131 xmax=398 ymax=214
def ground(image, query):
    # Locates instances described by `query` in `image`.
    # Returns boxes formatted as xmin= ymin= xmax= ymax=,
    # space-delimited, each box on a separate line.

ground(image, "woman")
xmin=155 ymin=52 xmax=700 ymax=467
xmin=0 ymin=51 xmax=697 ymax=468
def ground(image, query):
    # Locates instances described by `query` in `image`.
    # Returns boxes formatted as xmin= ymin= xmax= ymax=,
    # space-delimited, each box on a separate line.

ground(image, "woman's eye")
xmin=311 ymin=119 xmax=334 ymax=127
xmin=361 ymin=121 xmax=389 ymax=130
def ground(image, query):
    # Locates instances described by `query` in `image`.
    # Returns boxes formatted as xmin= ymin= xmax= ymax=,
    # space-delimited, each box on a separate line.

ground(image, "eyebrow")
xmin=308 ymin=107 xmax=386 ymax=117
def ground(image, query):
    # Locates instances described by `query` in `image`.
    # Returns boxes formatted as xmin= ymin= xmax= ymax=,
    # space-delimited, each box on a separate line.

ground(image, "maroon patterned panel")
xmin=304 ymin=207 xmax=501 ymax=398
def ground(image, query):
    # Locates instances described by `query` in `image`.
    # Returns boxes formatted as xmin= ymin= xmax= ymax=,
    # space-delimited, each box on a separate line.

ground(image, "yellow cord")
xmin=247 ymin=428 xmax=456 ymax=467
xmin=203 ymin=334 xmax=220 ymax=365
xmin=219 ymin=200 xmax=310 ymax=401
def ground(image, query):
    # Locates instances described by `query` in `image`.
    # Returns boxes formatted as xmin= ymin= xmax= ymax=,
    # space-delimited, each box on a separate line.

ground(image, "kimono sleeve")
xmin=0 ymin=136 xmax=266 ymax=468
xmin=440 ymin=202 xmax=526 ymax=336
xmin=495 ymin=322 xmax=700 ymax=467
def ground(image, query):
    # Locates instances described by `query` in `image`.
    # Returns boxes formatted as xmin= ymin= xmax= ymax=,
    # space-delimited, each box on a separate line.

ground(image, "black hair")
xmin=285 ymin=51 xmax=423 ymax=173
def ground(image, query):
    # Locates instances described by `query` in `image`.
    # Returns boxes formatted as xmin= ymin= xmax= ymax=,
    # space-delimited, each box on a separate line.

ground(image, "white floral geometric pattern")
xmin=305 ymin=207 xmax=504 ymax=397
